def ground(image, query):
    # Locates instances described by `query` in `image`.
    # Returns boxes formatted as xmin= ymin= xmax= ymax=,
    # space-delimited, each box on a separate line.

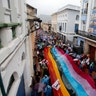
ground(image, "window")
xmin=82 ymin=20 xmax=86 ymax=24
xmin=59 ymin=26 xmax=62 ymax=32
xmin=83 ymin=2 xmax=88 ymax=14
xmin=61 ymin=23 xmax=63 ymax=32
xmin=94 ymin=0 xmax=96 ymax=8
xmin=76 ymin=15 xmax=79 ymax=20
xmin=63 ymin=23 xmax=64 ymax=32
xmin=0 ymin=39 xmax=3 ymax=49
xmin=74 ymin=24 xmax=79 ymax=33
xmin=12 ymin=27 xmax=16 ymax=39
xmin=7 ymin=75 xmax=15 ymax=94
xmin=21 ymin=52 xmax=25 ymax=61
xmin=65 ymin=23 xmax=66 ymax=31
xmin=8 ymin=0 xmax=10 ymax=8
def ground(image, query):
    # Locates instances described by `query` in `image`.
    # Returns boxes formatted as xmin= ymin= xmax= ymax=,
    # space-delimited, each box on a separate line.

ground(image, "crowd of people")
xmin=30 ymin=29 xmax=96 ymax=96
xmin=30 ymin=30 xmax=53 ymax=96
xmin=54 ymin=37 xmax=96 ymax=85
xmin=56 ymin=39 xmax=96 ymax=84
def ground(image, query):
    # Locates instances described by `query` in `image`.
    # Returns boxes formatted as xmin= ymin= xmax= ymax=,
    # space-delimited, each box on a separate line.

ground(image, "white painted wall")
xmin=15 ymin=26 xmax=22 ymax=37
xmin=86 ymin=0 xmax=94 ymax=32
xmin=67 ymin=10 xmax=79 ymax=33
xmin=57 ymin=9 xmax=79 ymax=33
xmin=1 ymin=42 xmax=26 ymax=93
xmin=57 ymin=5 xmax=80 ymax=42
xmin=0 ymin=0 xmax=4 ymax=23
xmin=79 ymin=0 xmax=94 ymax=32
xmin=2 ymin=0 xmax=9 ymax=8
xmin=23 ymin=37 xmax=32 ymax=96
xmin=0 ymin=0 xmax=33 ymax=96
xmin=0 ymin=27 xmax=12 ymax=46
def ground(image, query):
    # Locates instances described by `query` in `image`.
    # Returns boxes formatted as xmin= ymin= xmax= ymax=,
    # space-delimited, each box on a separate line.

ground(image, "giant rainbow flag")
xmin=44 ymin=46 xmax=96 ymax=96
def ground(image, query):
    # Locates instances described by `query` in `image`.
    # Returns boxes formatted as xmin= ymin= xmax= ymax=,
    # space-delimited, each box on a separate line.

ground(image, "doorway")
xmin=89 ymin=45 xmax=95 ymax=60
xmin=80 ymin=41 xmax=84 ymax=53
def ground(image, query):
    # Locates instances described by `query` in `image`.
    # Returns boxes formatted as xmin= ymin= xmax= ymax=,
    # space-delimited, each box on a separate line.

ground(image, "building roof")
xmin=51 ymin=12 xmax=58 ymax=16
xmin=58 ymin=4 xmax=80 ymax=12
xmin=26 ymin=3 xmax=37 ymax=10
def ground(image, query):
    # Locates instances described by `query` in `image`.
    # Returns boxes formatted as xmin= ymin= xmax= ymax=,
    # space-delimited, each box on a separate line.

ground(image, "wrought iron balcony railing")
xmin=77 ymin=30 xmax=96 ymax=41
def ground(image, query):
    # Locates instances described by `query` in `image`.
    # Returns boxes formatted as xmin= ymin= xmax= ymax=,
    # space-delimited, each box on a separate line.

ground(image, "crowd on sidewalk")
xmin=30 ymin=29 xmax=96 ymax=96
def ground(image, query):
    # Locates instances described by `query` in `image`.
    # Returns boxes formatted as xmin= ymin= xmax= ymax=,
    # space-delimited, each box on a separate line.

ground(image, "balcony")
xmin=77 ymin=30 xmax=96 ymax=41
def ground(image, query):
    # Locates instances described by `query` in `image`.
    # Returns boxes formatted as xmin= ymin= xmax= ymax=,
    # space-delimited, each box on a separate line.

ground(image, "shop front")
xmin=85 ymin=40 xmax=96 ymax=61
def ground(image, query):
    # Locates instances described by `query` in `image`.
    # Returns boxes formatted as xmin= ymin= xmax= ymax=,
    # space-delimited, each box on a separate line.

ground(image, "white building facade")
xmin=57 ymin=4 xmax=80 ymax=42
xmin=51 ymin=12 xmax=58 ymax=33
xmin=74 ymin=0 xmax=96 ymax=60
xmin=79 ymin=0 xmax=96 ymax=32
xmin=0 ymin=0 xmax=34 ymax=96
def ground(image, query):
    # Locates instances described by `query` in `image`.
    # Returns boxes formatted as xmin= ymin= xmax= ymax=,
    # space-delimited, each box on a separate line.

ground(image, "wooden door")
xmin=89 ymin=45 xmax=95 ymax=60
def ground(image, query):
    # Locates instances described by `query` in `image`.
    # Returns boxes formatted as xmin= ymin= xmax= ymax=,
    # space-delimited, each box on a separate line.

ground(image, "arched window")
xmin=76 ymin=15 xmax=79 ymax=20
xmin=7 ymin=75 xmax=15 ymax=94
xmin=7 ymin=72 xmax=19 ymax=94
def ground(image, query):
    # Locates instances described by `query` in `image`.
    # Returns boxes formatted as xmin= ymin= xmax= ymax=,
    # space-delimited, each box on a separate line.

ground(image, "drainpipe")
xmin=0 ymin=72 xmax=7 ymax=96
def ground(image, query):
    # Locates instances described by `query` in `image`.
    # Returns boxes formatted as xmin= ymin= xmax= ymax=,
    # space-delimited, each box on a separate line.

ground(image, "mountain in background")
xmin=38 ymin=14 xmax=51 ymax=23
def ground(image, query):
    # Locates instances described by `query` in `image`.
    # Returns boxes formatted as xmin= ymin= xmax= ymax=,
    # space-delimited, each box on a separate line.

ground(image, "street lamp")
xmin=27 ymin=17 xmax=42 ymax=36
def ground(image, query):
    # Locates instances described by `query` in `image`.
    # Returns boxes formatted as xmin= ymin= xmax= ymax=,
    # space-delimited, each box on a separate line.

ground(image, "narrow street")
xmin=0 ymin=0 xmax=96 ymax=96
xmin=30 ymin=29 xmax=96 ymax=96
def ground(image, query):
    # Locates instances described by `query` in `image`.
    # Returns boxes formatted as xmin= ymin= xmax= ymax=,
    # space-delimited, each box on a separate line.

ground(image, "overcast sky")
xmin=26 ymin=0 xmax=80 ymax=15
